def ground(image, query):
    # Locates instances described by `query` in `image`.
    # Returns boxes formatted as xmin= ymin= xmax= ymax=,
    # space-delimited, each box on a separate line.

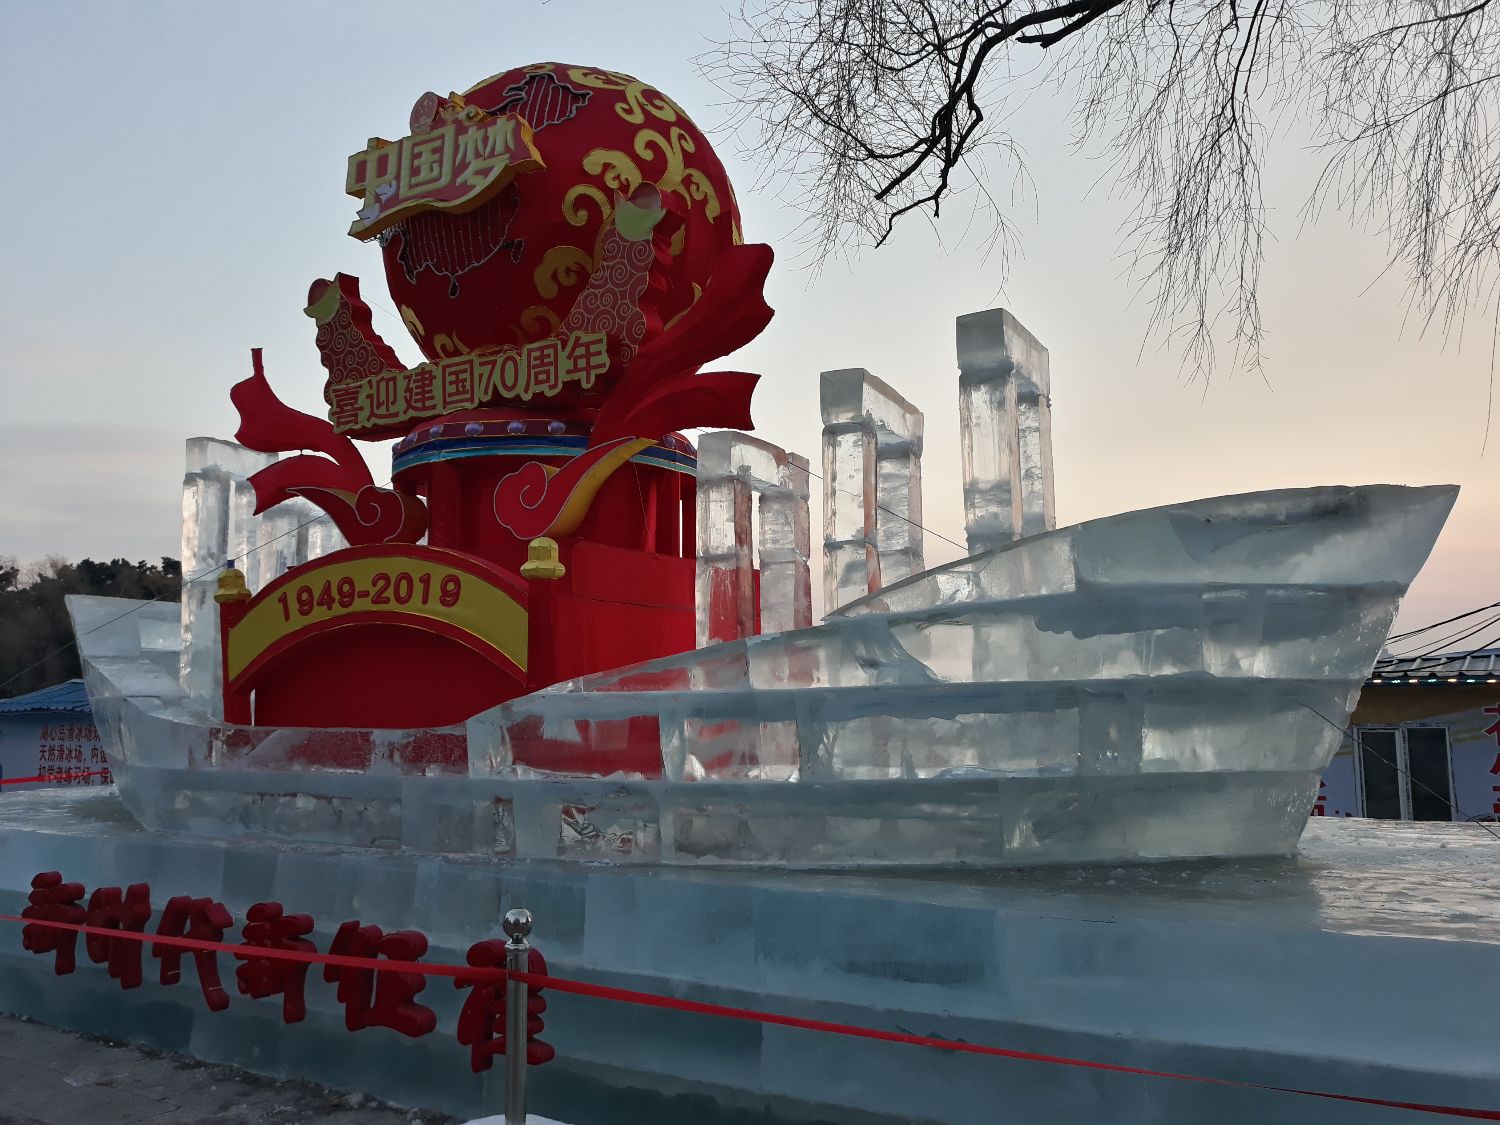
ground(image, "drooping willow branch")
xmin=706 ymin=0 xmax=1500 ymax=381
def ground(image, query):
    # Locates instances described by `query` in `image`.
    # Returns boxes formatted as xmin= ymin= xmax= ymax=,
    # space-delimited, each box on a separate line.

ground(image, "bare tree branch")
xmin=704 ymin=0 xmax=1500 ymax=384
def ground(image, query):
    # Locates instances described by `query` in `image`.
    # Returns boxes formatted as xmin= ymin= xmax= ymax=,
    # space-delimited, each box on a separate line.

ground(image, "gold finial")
xmin=214 ymin=566 xmax=251 ymax=604
xmin=520 ymin=537 xmax=566 ymax=580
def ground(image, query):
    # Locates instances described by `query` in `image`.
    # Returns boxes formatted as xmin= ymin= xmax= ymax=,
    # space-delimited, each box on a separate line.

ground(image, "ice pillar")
xmin=758 ymin=453 xmax=812 ymax=636
xmin=956 ymin=309 xmax=1055 ymax=552
xmin=303 ymin=512 xmax=348 ymax=562
xmin=696 ymin=440 xmax=754 ymax=647
xmin=819 ymin=368 xmax=924 ymax=613
xmin=696 ymin=432 xmax=812 ymax=646
xmin=245 ymin=500 xmax=299 ymax=593
xmin=246 ymin=497 xmax=339 ymax=589
xmin=179 ymin=438 xmax=276 ymax=718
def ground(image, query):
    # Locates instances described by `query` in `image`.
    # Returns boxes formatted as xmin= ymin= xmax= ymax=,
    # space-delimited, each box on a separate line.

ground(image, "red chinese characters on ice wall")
xmin=324 ymin=920 xmax=437 ymax=1037
xmin=20 ymin=872 xmax=85 ymax=974
xmin=237 ymin=902 xmax=317 ymax=1023
xmin=16 ymin=871 xmax=551 ymax=1071
xmin=85 ymin=882 xmax=151 ymax=989
xmin=456 ymin=940 xmax=554 ymax=1070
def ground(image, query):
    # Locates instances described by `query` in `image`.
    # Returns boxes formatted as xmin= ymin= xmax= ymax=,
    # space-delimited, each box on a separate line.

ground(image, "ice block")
xmin=956 ymin=309 xmax=1055 ymax=552
xmin=819 ymin=369 xmax=924 ymax=612
xmin=696 ymin=431 xmax=812 ymax=645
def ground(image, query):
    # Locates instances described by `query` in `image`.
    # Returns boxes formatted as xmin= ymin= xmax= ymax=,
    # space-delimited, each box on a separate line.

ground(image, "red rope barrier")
xmin=509 ymin=970 xmax=1500 ymax=1120
xmin=3 ymin=913 xmax=1497 ymax=1118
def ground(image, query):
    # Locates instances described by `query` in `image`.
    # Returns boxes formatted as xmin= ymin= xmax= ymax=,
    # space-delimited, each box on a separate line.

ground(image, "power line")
xmin=1387 ymin=608 xmax=1500 ymax=659
xmin=1385 ymin=611 xmax=1500 ymax=665
xmin=1414 ymin=628 xmax=1500 ymax=671
xmin=1386 ymin=600 xmax=1500 ymax=646
xmin=801 ymin=464 xmax=970 ymax=553
xmin=1380 ymin=624 xmax=1500 ymax=675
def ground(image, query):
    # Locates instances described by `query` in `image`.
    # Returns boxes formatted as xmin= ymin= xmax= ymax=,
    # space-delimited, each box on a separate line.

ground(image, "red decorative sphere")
xmin=378 ymin=62 xmax=743 ymax=411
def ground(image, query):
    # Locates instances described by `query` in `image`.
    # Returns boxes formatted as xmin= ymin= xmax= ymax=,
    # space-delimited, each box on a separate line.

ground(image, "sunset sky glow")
xmin=2 ymin=1 xmax=1495 ymax=636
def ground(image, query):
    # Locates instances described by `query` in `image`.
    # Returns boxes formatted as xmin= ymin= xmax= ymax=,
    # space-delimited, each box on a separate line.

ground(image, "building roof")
xmin=1369 ymin=648 xmax=1500 ymax=685
xmin=0 ymin=679 xmax=92 ymax=715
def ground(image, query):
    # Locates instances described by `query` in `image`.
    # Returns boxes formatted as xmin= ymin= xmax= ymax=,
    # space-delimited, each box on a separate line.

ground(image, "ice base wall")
xmin=0 ymin=790 xmax=1496 ymax=1125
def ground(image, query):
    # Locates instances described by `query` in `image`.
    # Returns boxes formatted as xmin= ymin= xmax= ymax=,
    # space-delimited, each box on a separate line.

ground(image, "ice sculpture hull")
xmin=69 ymin=483 xmax=1457 ymax=868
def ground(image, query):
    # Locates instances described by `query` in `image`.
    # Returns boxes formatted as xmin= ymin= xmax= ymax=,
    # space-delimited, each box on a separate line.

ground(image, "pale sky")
xmin=1 ymin=2 xmax=1494 ymax=635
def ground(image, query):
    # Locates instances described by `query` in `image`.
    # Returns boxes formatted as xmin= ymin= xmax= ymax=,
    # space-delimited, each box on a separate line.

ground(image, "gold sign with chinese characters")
xmin=345 ymin=100 xmax=543 ymax=241
xmin=325 ymin=331 xmax=610 ymax=434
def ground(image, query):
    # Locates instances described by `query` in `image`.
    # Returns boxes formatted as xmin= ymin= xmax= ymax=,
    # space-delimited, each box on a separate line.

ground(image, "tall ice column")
xmin=303 ymin=512 xmax=349 ymax=562
xmin=695 ymin=445 xmax=755 ymax=648
xmin=245 ymin=498 xmax=311 ymax=593
xmin=758 ymin=452 xmax=812 ymax=635
xmin=820 ymin=368 xmax=924 ymax=613
xmin=179 ymin=437 xmax=275 ymax=718
xmin=956 ymin=309 xmax=1055 ymax=552
xmin=696 ymin=432 xmax=811 ymax=646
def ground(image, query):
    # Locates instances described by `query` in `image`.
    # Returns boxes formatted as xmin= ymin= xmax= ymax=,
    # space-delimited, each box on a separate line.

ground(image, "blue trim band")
xmin=394 ymin=437 xmax=697 ymax=476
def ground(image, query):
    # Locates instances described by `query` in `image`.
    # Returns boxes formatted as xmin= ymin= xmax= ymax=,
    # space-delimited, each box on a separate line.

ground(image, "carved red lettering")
xmin=84 ymin=883 xmax=152 ymax=989
xmin=454 ymin=941 xmax=553 ymax=1068
xmin=21 ymin=872 xmax=86 ymax=975
xmin=370 ymin=930 xmax=437 ymax=1037
xmin=324 ymin=921 xmax=436 ymax=1037
xmin=234 ymin=901 xmax=316 ymax=1023
xmin=324 ymin=919 xmax=382 ymax=1030
xmin=455 ymin=939 xmax=508 ymax=1072
xmin=152 ymin=895 xmax=233 ymax=1012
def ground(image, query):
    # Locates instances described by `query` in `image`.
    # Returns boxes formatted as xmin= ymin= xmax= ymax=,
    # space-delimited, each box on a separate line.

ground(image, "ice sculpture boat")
xmin=70 ymin=482 xmax=1456 ymax=868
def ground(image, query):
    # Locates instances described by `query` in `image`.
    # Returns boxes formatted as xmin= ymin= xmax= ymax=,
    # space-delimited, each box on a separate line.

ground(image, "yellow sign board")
xmin=226 ymin=553 xmax=527 ymax=684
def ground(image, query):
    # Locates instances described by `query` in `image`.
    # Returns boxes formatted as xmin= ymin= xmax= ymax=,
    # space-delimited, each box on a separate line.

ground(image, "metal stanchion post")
xmin=503 ymin=907 xmax=533 ymax=1125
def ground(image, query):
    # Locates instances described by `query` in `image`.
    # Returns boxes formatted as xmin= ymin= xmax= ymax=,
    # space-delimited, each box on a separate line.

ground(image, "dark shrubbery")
xmin=0 ymin=557 xmax=181 ymax=698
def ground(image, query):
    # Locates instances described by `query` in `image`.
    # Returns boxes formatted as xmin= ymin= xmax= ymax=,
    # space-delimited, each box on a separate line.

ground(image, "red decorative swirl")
xmin=230 ymin=350 xmax=427 ymax=546
xmin=494 ymin=461 xmax=555 ymax=526
xmin=489 ymin=241 xmax=774 ymax=540
xmin=290 ymin=485 xmax=428 ymax=546
xmin=492 ymin=437 xmax=646 ymax=540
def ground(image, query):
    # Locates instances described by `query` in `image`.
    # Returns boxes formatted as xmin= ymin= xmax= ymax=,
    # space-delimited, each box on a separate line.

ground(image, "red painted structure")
xmin=391 ymin=416 xmax=698 ymax=689
xmin=214 ymin=63 xmax=773 ymax=765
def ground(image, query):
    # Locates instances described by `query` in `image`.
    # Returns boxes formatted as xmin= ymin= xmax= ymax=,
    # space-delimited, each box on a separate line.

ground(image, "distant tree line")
xmin=0 ymin=557 xmax=181 ymax=699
